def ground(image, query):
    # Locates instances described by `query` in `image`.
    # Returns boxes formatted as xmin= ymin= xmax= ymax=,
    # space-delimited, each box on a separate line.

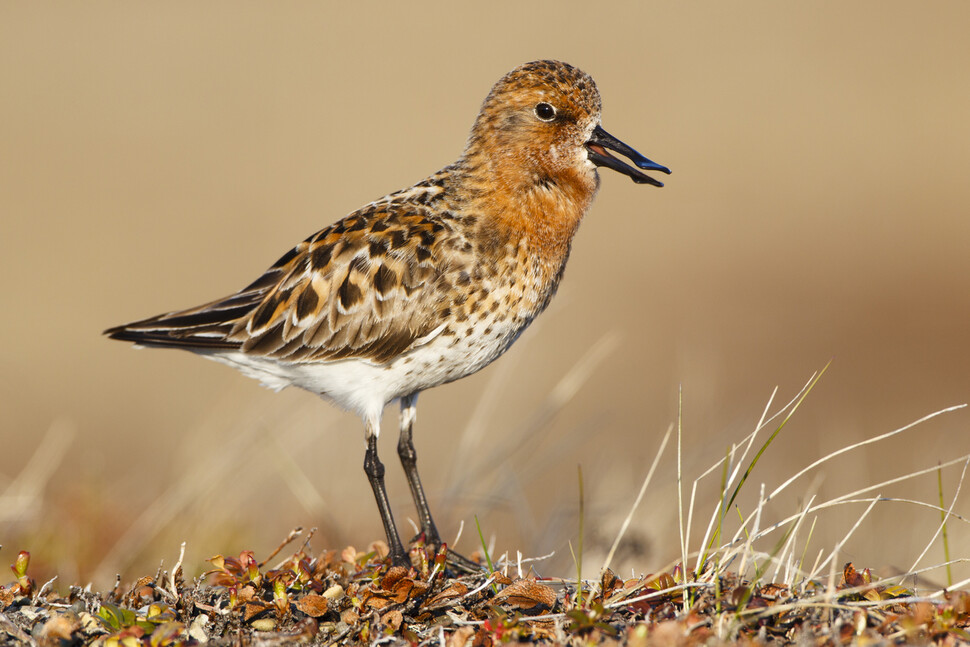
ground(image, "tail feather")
xmin=105 ymin=263 xmax=290 ymax=351
xmin=105 ymin=296 xmax=258 ymax=351
xmin=104 ymin=324 xmax=240 ymax=350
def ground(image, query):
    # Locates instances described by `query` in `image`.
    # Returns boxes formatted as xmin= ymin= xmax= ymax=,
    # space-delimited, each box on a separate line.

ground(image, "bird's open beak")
xmin=586 ymin=125 xmax=671 ymax=186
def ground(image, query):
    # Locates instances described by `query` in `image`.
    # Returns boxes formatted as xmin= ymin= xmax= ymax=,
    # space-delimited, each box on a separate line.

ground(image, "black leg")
xmin=363 ymin=431 xmax=409 ymax=567
xmin=397 ymin=394 xmax=442 ymax=546
xmin=398 ymin=394 xmax=482 ymax=573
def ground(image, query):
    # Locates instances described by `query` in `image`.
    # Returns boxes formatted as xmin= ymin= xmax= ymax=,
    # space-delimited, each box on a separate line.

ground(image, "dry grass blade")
xmin=676 ymin=385 xmax=687 ymax=611
xmin=692 ymin=372 xmax=822 ymax=576
xmin=4 ymin=382 xmax=970 ymax=646
xmin=771 ymin=493 xmax=815 ymax=585
xmin=600 ymin=424 xmax=672 ymax=575
xmin=724 ymin=363 xmax=830 ymax=513
xmin=445 ymin=330 xmax=620 ymax=499
xmin=0 ymin=418 xmax=74 ymax=524
xmin=768 ymin=404 xmax=967 ymax=501
xmin=816 ymin=494 xmax=883 ymax=584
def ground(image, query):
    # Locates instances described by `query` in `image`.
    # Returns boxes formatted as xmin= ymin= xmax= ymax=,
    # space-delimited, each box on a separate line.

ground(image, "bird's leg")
xmin=398 ymin=394 xmax=481 ymax=572
xmin=363 ymin=422 xmax=409 ymax=568
xmin=398 ymin=394 xmax=442 ymax=545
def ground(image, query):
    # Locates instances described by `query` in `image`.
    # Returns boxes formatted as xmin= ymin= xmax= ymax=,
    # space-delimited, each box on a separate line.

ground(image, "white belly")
xmin=202 ymin=312 xmax=529 ymax=427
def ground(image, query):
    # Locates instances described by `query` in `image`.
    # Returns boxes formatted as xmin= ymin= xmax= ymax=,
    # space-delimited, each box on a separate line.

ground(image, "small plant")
xmin=206 ymin=550 xmax=262 ymax=588
xmin=10 ymin=550 xmax=34 ymax=598
xmin=566 ymin=600 xmax=619 ymax=638
xmin=478 ymin=606 xmax=525 ymax=644
xmin=97 ymin=601 xmax=188 ymax=646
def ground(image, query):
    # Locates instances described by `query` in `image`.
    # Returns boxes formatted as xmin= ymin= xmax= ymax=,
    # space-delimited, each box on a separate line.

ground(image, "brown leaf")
xmin=362 ymin=594 xmax=391 ymax=610
xmin=313 ymin=549 xmax=340 ymax=574
xmin=381 ymin=609 xmax=403 ymax=632
xmin=909 ymin=601 xmax=935 ymax=626
xmin=493 ymin=579 xmax=556 ymax=610
xmin=600 ymin=569 xmax=620 ymax=599
xmin=244 ymin=601 xmax=272 ymax=622
xmin=842 ymin=562 xmax=865 ymax=589
xmin=423 ymin=582 xmax=469 ymax=609
xmin=295 ymin=594 xmax=330 ymax=618
xmin=381 ymin=566 xmax=408 ymax=590
xmin=492 ymin=572 xmax=513 ymax=586
xmin=364 ymin=568 xmax=431 ymax=607
xmin=0 ymin=587 xmax=14 ymax=610
xmin=237 ymin=584 xmax=258 ymax=603
xmin=390 ymin=578 xmax=429 ymax=603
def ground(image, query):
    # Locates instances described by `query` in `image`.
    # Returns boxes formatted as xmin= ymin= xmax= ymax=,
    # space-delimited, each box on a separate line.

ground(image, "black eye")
xmin=534 ymin=102 xmax=556 ymax=122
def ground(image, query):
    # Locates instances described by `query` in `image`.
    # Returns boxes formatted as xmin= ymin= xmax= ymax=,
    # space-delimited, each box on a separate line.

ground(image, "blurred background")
xmin=2 ymin=2 xmax=969 ymax=590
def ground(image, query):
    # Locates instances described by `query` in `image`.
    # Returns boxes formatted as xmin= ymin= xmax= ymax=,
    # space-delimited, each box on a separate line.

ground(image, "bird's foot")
xmin=409 ymin=532 xmax=484 ymax=574
xmin=442 ymin=546 xmax=483 ymax=574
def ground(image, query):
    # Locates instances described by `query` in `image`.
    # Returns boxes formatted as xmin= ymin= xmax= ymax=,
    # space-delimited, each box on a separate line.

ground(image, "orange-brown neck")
xmin=453 ymin=143 xmax=598 ymax=266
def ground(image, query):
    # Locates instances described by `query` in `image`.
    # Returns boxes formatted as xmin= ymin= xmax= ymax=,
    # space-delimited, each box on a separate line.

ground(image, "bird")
xmin=105 ymin=60 xmax=670 ymax=569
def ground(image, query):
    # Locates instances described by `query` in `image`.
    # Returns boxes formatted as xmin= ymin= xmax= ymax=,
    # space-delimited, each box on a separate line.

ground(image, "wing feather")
xmin=105 ymin=204 xmax=457 ymax=366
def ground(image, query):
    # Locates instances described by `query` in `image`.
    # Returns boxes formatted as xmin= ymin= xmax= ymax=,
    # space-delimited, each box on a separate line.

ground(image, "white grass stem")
xmin=907 ymin=456 xmax=970 ymax=579
xmin=745 ymin=454 xmax=970 ymax=550
xmin=823 ymin=545 xmax=839 ymax=618
xmin=924 ymin=567 xmax=970 ymax=597
xmin=693 ymin=380 xmax=808 ymax=485
xmin=169 ymin=542 xmax=186 ymax=599
xmin=601 ymin=424 xmax=672 ymax=575
xmin=677 ymin=385 xmax=688 ymax=611
xmin=811 ymin=495 xmax=882 ymax=582
xmin=692 ymin=375 xmax=819 ymax=575
xmin=452 ymin=519 xmax=464 ymax=549
xmin=685 ymin=480 xmax=699 ymax=573
xmin=603 ymin=581 xmax=711 ymax=610
xmin=771 ymin=494 xmax=815 ymax=584
xmin=768 ymin=405 xmax=966 ymax=502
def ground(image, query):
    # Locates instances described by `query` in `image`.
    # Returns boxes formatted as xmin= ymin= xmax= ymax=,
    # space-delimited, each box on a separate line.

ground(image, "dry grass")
xmin=3 ymin=369 xmax=970 ymax=644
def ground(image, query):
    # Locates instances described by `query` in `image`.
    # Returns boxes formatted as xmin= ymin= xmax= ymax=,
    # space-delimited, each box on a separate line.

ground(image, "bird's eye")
xmin=534 ymin=102 xmax=556 ymax=122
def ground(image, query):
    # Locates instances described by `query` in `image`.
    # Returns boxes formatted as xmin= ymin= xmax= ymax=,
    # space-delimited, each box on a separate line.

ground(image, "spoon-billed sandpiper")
xmin=106 ymin=60 xmax=670 ymax=568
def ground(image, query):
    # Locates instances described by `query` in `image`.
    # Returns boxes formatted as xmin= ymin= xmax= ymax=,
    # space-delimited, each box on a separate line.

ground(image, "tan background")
xmin=2 ymin=2 xmax=969 ymax=588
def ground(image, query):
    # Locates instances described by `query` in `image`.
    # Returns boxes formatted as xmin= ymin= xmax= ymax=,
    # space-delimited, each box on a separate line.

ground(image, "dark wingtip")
xmin=105 ymin=325 xmax=239 ymax=350
xmin=104 ymin=324 xmax=134 ymax=341
xmin=104 ymin=320 xmax=241 ymax=350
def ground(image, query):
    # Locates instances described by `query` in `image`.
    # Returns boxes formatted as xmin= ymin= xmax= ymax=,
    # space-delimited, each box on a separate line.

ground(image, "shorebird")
xmin=105 ymin=60 xmax=670 ymax=568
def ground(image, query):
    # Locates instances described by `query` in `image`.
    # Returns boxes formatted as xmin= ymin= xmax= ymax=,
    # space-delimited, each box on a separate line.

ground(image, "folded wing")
xmin=105 ymin=207 xmax=452 ymax=365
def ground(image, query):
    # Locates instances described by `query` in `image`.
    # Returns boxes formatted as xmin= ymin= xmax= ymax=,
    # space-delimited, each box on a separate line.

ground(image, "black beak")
xmin=586 ymin=125 xmax=671 ymax=186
